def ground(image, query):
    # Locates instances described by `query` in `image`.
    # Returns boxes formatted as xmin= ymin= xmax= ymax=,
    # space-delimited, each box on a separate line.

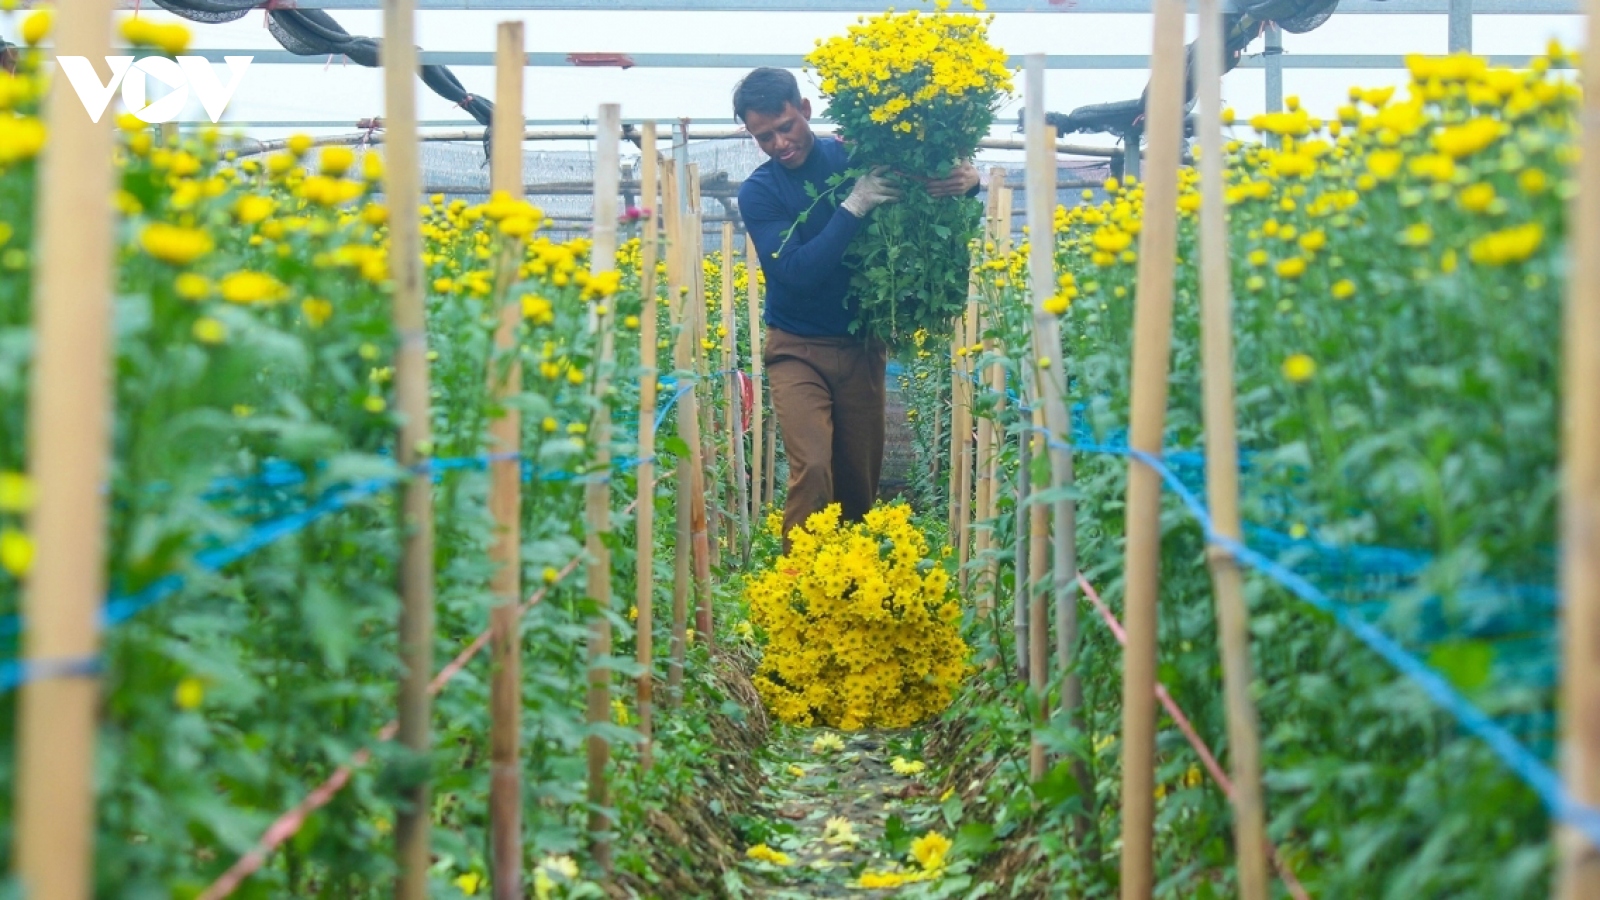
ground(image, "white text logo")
xmin=57 ymin=56 xmax=252 ymax=124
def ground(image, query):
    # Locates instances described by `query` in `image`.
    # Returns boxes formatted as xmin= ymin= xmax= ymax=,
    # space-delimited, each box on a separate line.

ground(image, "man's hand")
xmin=926 ymin=160 xmax=980 ymax=198
xmin=840 ymin=166 xmax=904 ymax=218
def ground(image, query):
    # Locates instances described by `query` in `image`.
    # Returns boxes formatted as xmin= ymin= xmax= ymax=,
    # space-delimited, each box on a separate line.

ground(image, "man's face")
xmin=743 ymin=99 xmax=815 ymax=170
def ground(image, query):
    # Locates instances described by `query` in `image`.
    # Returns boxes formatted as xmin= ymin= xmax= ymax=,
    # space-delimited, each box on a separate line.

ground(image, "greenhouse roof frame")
xmin=179 ymin=50 xmax=1567 ymax=68
xmin=181 ymin=49 xmax=1568 ymax=67
xmin=95 ymin=0 xmax=1576 ymax=11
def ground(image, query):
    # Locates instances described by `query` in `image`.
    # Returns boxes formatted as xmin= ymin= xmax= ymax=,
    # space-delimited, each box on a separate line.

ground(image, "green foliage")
xmin=0 ymin=112 xmax=758 ymax=895
xmin=893 ymin=65 xmax=1574 ymax=897
xmin=848 ymin=188 xmax=983 ymax=350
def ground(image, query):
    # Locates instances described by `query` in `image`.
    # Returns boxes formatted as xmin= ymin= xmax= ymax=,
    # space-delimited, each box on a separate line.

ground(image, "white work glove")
xmin=840 ymin=166 xmax=903 ymax=218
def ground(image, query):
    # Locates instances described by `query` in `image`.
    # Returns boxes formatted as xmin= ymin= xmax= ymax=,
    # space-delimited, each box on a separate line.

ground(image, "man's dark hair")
xmin=732 ymin=68 xmax=803 ymax=123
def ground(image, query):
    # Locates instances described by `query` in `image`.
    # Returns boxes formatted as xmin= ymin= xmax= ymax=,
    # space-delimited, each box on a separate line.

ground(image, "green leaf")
xmin=1030 ymin=448 xmax=1052 ymax=488
xmin=941 ymin=793 xmax=964 ymax=830
xmin=1029 ymin=759 xmax=1081 ymax=808
xmin=882 ymin=814 xmax=912 ymax=856
xmin=1427 ymin=640 xmax=1494 ymax=694
xmin=299 ymin=577 xmax=355 ymax=671
xmin=952 ymin=821 xmax=994 ymax=858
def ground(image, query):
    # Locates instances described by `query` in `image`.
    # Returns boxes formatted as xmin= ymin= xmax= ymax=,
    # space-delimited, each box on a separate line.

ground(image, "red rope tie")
xmin=196 ymin=558 xmax=583 ymax=900
xmin=457 ymin=94 xmax=477 ymax=111
xmin=1076 ymin=572 xmax=1312 ymax=900
xmin=193 ymin=480 xmax=663 ymax=900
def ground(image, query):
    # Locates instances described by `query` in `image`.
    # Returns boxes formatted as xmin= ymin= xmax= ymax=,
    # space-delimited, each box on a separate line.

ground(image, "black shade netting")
xmin=1036 ymin=0 xmax=1345 ymax=140
xmin=147 ymin=1 xmax=499 ymax=151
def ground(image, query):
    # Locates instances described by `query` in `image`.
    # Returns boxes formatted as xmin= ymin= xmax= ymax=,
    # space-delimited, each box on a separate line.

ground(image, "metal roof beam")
xmin=181 ymin=50 xmax=1574 ymax=69
xmin=106 ymin=0 xmax=1577 ymax=11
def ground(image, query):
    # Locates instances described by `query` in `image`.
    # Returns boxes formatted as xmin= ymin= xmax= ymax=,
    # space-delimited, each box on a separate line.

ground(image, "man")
xmin=734 ymin=67 xmax=978 ymax=547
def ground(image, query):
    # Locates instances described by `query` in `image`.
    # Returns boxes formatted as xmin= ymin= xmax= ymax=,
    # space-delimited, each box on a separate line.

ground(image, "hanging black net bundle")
xmin=1030 ymin=0 xmax=1347 ymax=142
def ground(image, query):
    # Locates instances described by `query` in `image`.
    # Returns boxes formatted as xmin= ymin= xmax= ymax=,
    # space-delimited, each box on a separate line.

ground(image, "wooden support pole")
xmin=981 ymin=183 xmax=1014 ymax=621
xmin=959 ymin=298 xmax=979 ymax=586
xmin=1024 ymin=55 xmax=1087 ymax=831
xmin=688 ymin=165 xmax=720 ymax=573
xmin=972 ymin=168 xmax=1004 ymax=611
xmin=722 ymin=222 xmax=750 ymax=560
xmin=486 ymin=21 xmax=525 ymax=900
xmin=634 ymin=123 xmax=661 ymax=769
xmin=1194 ymin=3 xmax=1270 ymax=897
xmin=660 ymin=162 xmax=691 ymax=700
xmin=931 ymin=376 xmax=944 ymax=490
xmin=747 ymin=233 xmax=765 ymax=526
xmin=381 ymin=1 xmax=438 ymax=896
xmin=1014 ymin=424 xmax=1031 ymax=683
xmin=678 ymin=168 xmax=715 ymax=646
xmin=949 ymin=324 xmax=969 ymax=547
xmin=764 ymin=404 xmax=777 ymax=508
xmin=584 ymin=102 xmax=623 ymax=874
xmin=1024 ymin=58 xmax=1070 ymax=784
xmin=13 ymin=5 xmax=118 ymax=898
xmin=1118 ymin=3 xmax=1187 ymax=896
xmin=1027 ymin=406 xmax=1050 ymax=782
xmin=1556 ymin=0 xmax=1600 ymax=894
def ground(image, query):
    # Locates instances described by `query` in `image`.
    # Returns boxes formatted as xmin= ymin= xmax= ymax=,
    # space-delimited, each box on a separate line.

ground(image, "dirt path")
xmin=733 ymin=727 xmax=955 ymax=898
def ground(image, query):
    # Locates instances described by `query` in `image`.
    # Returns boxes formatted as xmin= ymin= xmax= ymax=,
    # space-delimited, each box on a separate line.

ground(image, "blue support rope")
xmin=0 ymin=381 xmax=704 ymax=677
xmin=1025 ymin=423 xmax=1598 ymax=848
xmin=3 ymin=351 xmax=1586 ymax=839
xmin=0 ymin=655 xmax=103 ymax=693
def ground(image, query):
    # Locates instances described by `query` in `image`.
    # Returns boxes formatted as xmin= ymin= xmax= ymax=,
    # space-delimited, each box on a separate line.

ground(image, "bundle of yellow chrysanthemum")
xmin=804 ymin=0 xmax=1011 ymax=348
xmin=745 ymin=503 xmax=969 ymax=730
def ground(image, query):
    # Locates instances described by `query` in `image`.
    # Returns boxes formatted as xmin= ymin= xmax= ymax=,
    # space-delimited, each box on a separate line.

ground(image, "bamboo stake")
xmin=584 ymin=102 xmax=623 ymax=874
xmin=931 ymin=377 xmax=944 ymax=489
xmin=661 ymin=162 xmax=691 ymax=700
xmin=13 ymin=6 xmax=118 ymax=897
xmin=995 ymin=186 xmax=1013 ymax=255
xmin=486 ymin=22 xmax=525 ymax=900
xmin=981 ymin=183 xmax=1014 ymax=619
xmin=1014 ymin=424 xmax=1031 ymax=682
xmin=747 ymin=233 xmax=765 ymax=526
xmin=693 ymin=205 xmax=716 ymax=643
xmin=1028 ymin=406 xmax=1050 ymax=782
xmin=1556 ymin=0 xmax=1600 ymax=894
xmin=677 ymin=171 xmax=715 ymax=646
xmin=940 ymin=325 xmax=966 ymax=544
xmin=958 ymin=299 xmax=978 ymax=586
xmin=381 ymin=1 xmax=438 ymax=895
xmin=972 ymin=167 xmax=1004 ymax=610
xmin=688 ymin=165 xmax=721 ymax=573
xmin=1194 ymin=3 xmax=1270 ymax=897
xmin=722 ymin=222 xmax=751 ymax=560
xmin=1024 ymin=57 xmax=1087 ymax=833
xmin=764 ymin=406 xmax=777 ymax=507
xmin=1022 ymin=67 xmax=1072 ymax=773
xmin=634 ymin=123 xmax=661 ymax=769
xmin=1118 ymin=4 xmax=1187 ymax=896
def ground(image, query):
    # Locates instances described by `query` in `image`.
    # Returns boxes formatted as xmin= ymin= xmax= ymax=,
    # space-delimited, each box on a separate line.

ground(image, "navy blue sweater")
xmin=738 ymin=137 xmax=863 ymax=337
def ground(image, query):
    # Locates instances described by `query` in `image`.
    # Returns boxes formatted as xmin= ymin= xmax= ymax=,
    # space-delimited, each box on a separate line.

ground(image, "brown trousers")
xmin=764 ymin=327 xmax=888 ymax=548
